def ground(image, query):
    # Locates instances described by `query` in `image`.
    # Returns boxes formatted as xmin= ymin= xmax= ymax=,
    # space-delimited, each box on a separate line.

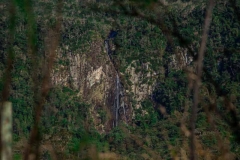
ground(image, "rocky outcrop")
xmin=169 ymin=47 xmax=193 ymax=69
xmin=126 ymin=61 xmax=154 ymax=108
xmin=52 ymin=39 xmax=119 ymax=133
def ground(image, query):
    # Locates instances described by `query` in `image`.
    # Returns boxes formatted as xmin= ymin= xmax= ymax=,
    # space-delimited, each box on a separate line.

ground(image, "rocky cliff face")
xmin=125 ymin=61 xmax=155 ymax=108
xmin=169 ymin=47 xmax=193 ymax=70
xmin=51 ymin=38 xmax=135 ymax=133
xmin=50 ymin=36 xmax=192 ymax=133
xmin=52 ymin=39 xmax=114 ymax=132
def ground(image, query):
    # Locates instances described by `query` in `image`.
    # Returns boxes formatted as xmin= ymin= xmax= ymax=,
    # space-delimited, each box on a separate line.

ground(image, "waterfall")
xmin=116 ymin=74 xmax=119 ymax=126
xmin=104 ymin=31 xmax=127 ymax=127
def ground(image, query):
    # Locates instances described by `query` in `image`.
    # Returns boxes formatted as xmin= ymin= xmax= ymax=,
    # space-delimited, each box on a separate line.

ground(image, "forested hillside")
xmin=0 ymin=0 xmax=240 ymax=159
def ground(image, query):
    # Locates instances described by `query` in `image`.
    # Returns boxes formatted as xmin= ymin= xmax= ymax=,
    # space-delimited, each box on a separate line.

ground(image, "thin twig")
xmin=190 ymin=0 xmax=214 ymax=159
xmin=23 ymin=1 xmax=62 ymax=159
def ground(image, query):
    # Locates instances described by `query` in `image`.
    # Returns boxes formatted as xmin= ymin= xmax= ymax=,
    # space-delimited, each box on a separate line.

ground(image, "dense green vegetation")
xmin=0 ymin=0 xmax=240 ymax=159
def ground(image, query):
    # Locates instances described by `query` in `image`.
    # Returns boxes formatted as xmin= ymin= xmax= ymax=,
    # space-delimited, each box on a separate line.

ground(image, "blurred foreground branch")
xmin=0 ymin=1 xmax=16 ymax=159
xmin=1 ymin=102 xmax=12 ymax=160
xmin=23 ymin=1 xmax=62 ymax=159
xmin=190 ymin=0 xmax=214 ymax=159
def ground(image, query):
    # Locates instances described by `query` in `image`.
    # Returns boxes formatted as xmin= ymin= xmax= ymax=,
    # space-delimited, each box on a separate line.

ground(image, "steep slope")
xmin=1 ymin=0 xmax=240 ymax=159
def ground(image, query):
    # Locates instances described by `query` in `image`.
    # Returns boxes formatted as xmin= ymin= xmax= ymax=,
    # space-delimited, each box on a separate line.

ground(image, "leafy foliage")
xmin=1 ymin=0 xmax=240 ymax=159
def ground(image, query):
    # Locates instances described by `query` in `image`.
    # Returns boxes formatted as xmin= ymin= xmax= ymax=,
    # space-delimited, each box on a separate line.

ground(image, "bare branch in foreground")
xmin=190 ymin=0 xmax=215 ymax=159
xmin=23 ymin=1 xmax=63 ymax=159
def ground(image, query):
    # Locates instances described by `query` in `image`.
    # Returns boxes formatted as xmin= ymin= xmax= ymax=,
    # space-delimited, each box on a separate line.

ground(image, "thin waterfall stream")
xmin=104 ymin=31 xmax=127 ymax=127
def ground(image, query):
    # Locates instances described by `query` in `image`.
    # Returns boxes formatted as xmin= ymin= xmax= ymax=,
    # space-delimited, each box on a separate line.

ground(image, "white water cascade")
xmin=104 ymin=32 xmax=127 ymax=127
